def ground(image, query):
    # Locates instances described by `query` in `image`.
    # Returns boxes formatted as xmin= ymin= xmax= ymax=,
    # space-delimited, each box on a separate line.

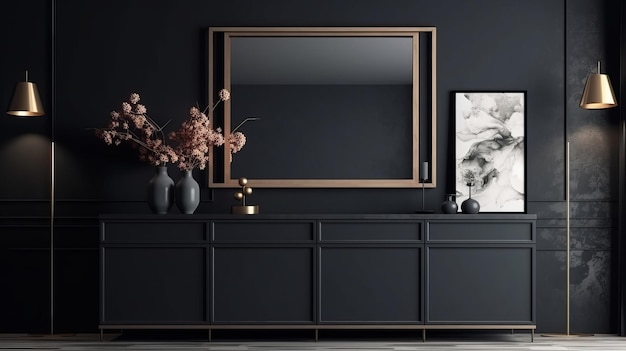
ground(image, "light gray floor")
xmin=0 ymin=334 xmax=625 ymax=351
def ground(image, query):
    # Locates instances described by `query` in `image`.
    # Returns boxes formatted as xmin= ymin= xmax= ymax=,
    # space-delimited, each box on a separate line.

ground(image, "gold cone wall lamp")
xmin=579 ymin=61 xmax=617 ymax=109
xmin=7 ymin=70 xmax=45 ymax=117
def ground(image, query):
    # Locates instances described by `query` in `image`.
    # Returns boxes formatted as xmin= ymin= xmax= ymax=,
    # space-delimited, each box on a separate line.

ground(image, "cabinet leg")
xmin=315 ymin=329 xmax=319 ymax=342
xmin=531 ymin=329 xmax=534 ymax=342
xmin=208 ymin=329 xmax=212 ymax=342
xmin=422 ymin=329 xmax=426 ymax=342
xmin=99 ymin=329 xmax=103 ymax=342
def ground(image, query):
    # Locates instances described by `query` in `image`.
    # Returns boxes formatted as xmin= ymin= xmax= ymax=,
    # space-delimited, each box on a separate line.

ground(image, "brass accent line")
xmin=223 ymin=33 xmax=232 ymax=183
xmin=207 ymin=28 xmax=215 ymax=186
xmin=413 ymin=33 xmax=420 ymax=184
xmin=51 ymin=141 xmax=55 ymax=335
xmin=566 ymin=141 xmax=570 ymax=335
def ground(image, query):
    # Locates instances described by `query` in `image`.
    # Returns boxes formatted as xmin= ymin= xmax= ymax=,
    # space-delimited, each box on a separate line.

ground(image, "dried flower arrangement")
xmin=96 ymin=89 xmax=252 ymax=170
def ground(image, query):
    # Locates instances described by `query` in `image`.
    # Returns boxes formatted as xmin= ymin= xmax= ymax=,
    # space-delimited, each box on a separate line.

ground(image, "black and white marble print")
xmin=455 ymin=92 xmax=526 ymax=212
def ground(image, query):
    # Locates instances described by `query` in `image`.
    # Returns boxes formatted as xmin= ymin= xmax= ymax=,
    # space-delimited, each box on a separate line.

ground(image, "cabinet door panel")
xmin=101 ymin=247 xmax=207 ymax=323
xmin=426 ymin=247 xmax=534 ymax=323
xmin=212 ymin=247 xmax=314 ymax=323
xmin=319 ymin=247 xmax=422 ymax=323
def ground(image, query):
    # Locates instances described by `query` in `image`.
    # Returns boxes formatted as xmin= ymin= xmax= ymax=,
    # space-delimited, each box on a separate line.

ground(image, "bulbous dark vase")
xmin=461 ymin=197 xmax=480 ymax=214
xmin=441 ymin=194 xmax=458 ymax=214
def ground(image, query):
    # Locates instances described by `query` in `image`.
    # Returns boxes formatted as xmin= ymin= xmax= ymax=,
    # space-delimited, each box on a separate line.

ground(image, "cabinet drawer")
xmin=320 ymin=221 xmax=422 ymax=241
xmin=102 ymin=221 xmax=207 ymax=242
xmin=427 ymin=221 xmax=533 ymax=242
xmin=212 ymin=221 xmax=314 ymax=241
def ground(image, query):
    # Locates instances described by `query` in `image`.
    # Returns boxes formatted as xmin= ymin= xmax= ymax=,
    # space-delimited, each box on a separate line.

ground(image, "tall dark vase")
xmin=461 ymin=185 xmax=480 ymax=214
xmin=176 ymin=170 xmax=200 ymax=214
xmin=147 ymin=166 xmax=175 ymax=214
xmin=441 ymin=194 xmax=458 ymax=214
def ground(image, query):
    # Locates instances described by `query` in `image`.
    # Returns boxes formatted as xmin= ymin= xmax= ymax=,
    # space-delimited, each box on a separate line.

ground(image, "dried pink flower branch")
xmin=169 ymin=106 xmax=225 ymax=171
xmin=169 ymin=88 xmax=233 ymax=171
xmin=96 ymin=88 xmax=254 ymax=171
xmin=96 ymin=93 xmax=178 ymax=166
xmin=228 ymin=131 xmax=246 ymax=154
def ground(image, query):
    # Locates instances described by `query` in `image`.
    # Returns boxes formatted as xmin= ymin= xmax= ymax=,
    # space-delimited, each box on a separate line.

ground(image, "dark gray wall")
xmin=0 ymin=0 xmax=622 ymax=335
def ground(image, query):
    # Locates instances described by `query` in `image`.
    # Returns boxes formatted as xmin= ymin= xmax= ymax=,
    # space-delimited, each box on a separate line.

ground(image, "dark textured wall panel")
xmin=536 ymin=250 xmax=613 ymax=333
xmin=536 ymin=251 xmax=566 ymax=333
xmin=569 ymin=250 xmax=613 ymax=332
xmin=0 ymin=248 xmax=50 ymax=332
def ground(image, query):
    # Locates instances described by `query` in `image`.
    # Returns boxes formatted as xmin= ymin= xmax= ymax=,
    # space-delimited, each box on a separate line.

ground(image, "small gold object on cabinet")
xmin=231 ymin=177 xmax=259 ymax=214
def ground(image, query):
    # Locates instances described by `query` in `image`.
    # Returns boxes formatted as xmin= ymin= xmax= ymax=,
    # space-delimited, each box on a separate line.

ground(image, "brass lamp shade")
xmin=579 ymin=61 xmax=617 ymax=109
xmin=7 ymin=71 xmax=45 ymax=117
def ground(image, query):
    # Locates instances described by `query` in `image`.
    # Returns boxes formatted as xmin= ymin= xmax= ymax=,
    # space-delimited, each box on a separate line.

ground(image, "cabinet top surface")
xmin=100 ymin=213 xmax=537 ymax=221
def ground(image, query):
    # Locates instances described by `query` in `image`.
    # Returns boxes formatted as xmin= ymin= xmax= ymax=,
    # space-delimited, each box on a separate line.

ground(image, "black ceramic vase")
xmin=461 ymin=198 xmax=480 ymax=214
xmin=441 ymin=194 xmax=458 ymax=214
xmin=461 ymin=186 xmax=480 ymax=214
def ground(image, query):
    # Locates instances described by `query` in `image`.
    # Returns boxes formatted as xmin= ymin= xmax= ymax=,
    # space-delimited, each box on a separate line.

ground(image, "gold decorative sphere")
xmin=244 ymin=187 xmax=253 ymax=195
xmin=238 ymin=177 xmax=248 ymax=186
xmin=234 ymin=192 xmax=243 ymax=200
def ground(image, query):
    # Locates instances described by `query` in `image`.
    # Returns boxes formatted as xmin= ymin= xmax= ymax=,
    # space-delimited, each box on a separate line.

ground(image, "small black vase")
xmin=460 ymin=184 xmax=480 ymax=214
xmin=441 ymin=194 xmax=458 ymax=214
xmin=461 ymin=198 xmax=480 ymax=214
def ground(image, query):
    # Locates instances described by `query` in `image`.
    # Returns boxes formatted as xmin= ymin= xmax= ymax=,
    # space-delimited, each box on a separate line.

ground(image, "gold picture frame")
xmin=208 ymin=27 xmax=437 ymax=188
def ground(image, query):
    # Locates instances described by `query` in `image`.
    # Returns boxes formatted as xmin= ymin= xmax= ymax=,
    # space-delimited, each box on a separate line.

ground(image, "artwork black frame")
xmin=454 ymin=91 xmax=527 ymax=213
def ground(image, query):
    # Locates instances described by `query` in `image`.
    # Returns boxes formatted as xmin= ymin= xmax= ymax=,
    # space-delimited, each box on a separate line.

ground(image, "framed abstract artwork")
xmin=454 ymin=91 xmax=526 ymax=212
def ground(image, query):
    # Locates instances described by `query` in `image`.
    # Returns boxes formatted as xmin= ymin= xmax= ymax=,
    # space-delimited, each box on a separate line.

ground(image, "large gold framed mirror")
xmin=208 ymin=27 xmax=436 ymax=188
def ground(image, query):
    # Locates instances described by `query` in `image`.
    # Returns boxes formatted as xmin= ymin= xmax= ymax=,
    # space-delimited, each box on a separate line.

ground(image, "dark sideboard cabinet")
xmin=99 ymin=214 xmax=536 ymax=341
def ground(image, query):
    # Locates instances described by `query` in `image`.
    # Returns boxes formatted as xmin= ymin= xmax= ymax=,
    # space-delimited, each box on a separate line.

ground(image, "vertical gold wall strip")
xmin=224 ymin=34 xmax=232 ymax=184
xmin=208 ymin=28 xmax=215 ymax=186
xmin=566 ymin=141 xmax=571 ymax=335
xmin=413 ymin=33 xmax=420 ymax=185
